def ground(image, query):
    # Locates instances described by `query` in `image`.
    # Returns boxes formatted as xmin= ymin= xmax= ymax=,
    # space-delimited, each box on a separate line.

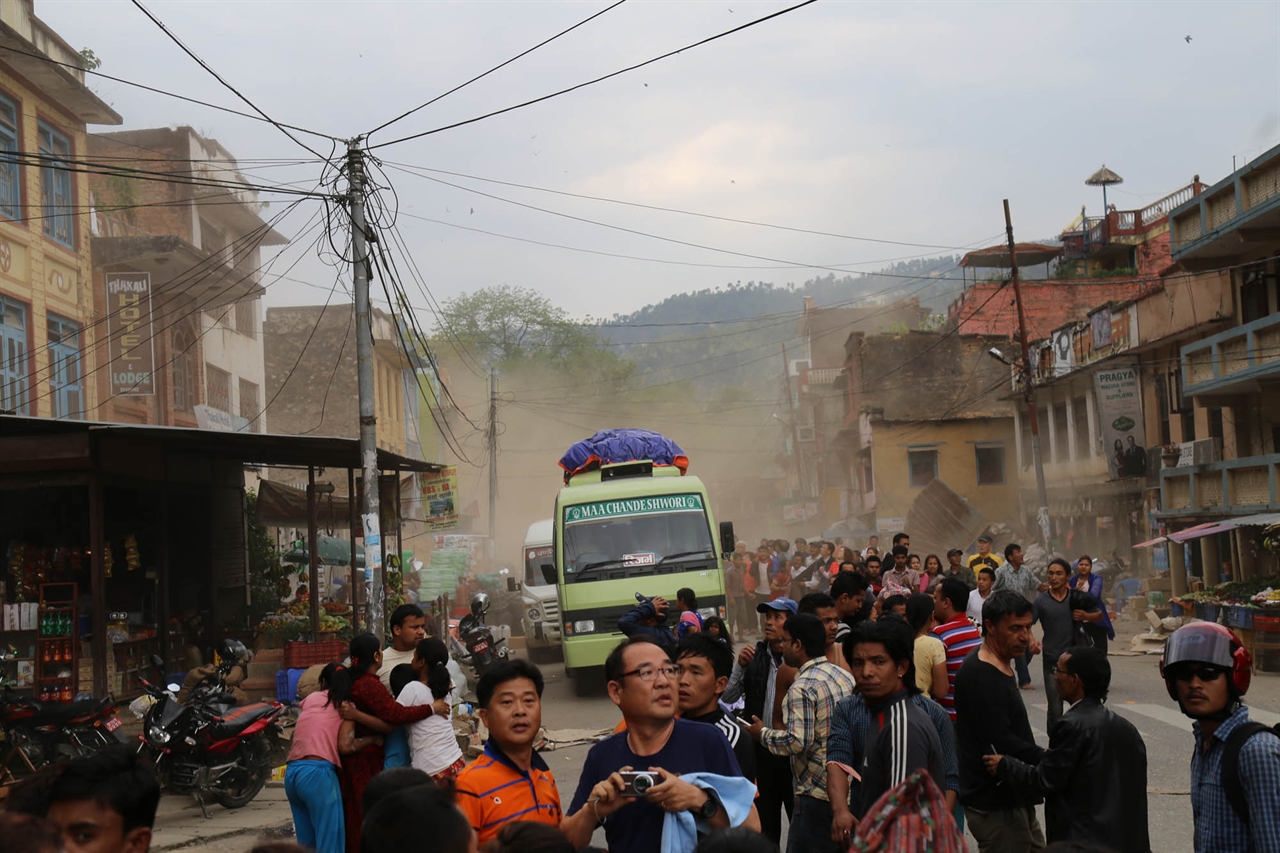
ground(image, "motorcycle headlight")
xmin=572 ymin=620 xmax=595 ymax=634
xmin=147 ymin=725 xmax=171 ymax=745
xmin=527 ymin=608 xmax=541 ymax=622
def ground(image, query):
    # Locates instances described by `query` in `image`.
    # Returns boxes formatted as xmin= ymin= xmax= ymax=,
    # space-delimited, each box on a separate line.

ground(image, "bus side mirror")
xmin=719 ymin=522 xmax=736 ymax=558
xmin=540 ymin=564 xmax=557 ymax=585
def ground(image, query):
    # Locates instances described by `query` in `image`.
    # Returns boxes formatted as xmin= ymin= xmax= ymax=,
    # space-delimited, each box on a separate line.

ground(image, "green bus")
xmin=543 ymin=461 xmax=733 ymax=693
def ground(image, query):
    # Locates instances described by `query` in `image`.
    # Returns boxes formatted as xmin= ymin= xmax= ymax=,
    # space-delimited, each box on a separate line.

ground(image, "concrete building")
xmin=88 ymin=127 xmax=285 ymax=429
xmin=0 ymin=2 xmax=120 ymax=419
xmin=1007 ymin=264 xmax=1232 ymax=561
xmin=1155 ymin=146 xmax=1280 ymax=593
xmin=263 ymin=303 xmax=418 ymax=457
xmin=780 ymin=296 xmax=932 ymax=531
xmin=833 ymin=330 xmax=1020 ymax=539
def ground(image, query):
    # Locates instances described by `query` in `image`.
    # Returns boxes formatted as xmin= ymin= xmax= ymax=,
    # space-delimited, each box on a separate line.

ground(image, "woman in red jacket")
xmin=337 ymin=632 xmax=449 ymax=852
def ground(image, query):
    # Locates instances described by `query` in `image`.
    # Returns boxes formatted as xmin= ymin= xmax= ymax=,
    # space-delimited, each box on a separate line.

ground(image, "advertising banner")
xmin=1094 ymin=362 xmax=1147 ymax=479
xmin=105 ymin=272 xmax=155 ymax=396
xmin=421 ymin=466 xmax=460 ymax=531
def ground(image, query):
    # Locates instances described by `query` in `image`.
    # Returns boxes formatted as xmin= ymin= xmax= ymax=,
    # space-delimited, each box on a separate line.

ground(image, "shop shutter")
xmin=210 ymin=488 xmax=248 ymax=596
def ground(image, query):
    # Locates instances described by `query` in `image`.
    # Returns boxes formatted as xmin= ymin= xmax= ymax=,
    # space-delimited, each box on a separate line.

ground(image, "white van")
xmin=520 ymin=519 xmax=561 ymax=660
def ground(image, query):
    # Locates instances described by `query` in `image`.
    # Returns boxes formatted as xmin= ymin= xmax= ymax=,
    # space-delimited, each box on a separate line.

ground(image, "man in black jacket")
xmin=954 ymin=590 xmax=1045 ymax=852
xmin=722 ymin=597 xmax=798 ymax=843
xmin=984 ymin=647 xmax=1150 ymax=853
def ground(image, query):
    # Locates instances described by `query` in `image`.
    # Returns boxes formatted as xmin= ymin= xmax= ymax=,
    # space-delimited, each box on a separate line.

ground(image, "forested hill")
xmin=604 ymin=255 xmax=959 ymax=346
xmin=604 ymin=255 xmax=960 ymax=393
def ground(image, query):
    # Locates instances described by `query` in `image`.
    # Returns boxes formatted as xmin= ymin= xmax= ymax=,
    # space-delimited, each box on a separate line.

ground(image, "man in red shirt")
xmin=930 ymin=577 xmax=982 ymax=721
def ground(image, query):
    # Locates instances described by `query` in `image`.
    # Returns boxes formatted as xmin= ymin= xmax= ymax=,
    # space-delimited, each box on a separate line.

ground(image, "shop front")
xmin=0 ymin=416 xmax=435 ymax=701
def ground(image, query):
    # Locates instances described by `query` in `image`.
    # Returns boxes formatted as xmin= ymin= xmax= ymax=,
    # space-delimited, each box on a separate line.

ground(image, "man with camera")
xmin=564 ymin=637 xmax=761 ymax=853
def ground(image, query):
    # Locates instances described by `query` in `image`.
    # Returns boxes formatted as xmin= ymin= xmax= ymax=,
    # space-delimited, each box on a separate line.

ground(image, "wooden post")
xmin=307 ymin=466 xmax=320 ymax=642
xmin=89 ymin=475 xmax=107 ymax=697
xmin=349 ymin=467 xmax=359 ymax=634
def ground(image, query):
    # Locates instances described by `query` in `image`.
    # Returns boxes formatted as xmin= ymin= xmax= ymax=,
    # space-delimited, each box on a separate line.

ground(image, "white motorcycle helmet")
xmin=470 ymin=592 xmax=491 ymax=618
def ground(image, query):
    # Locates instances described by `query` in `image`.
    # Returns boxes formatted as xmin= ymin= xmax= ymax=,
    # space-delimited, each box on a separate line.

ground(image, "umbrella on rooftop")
xmin=1086 ymin=165 xmax=1124 ymax=211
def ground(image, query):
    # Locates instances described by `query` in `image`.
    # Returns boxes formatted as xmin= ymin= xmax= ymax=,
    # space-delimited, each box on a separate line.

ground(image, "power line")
xmin=367 ymin=0 xmax=819 ymax=150
xmin=385 ymin=161 xmax=983 ymax=251
xmin=396 ymin=209 xmax=976 ymax=271
xmin=128 ymin=0 xmax=337 ymax=161
xmin=0 ymin=42 xmax=340 ymax=143
xmin=367 ymin=0 xmax=628 ymax=138
xmin=383 ymin=165 xmax=978 ymax=279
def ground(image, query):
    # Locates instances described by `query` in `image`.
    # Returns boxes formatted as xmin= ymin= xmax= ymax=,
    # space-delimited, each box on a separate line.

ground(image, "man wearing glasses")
xmin=564 ymin=637 xmax=761 ymax=853
xmin=982 ymin=647 xmax=1149 ymax=851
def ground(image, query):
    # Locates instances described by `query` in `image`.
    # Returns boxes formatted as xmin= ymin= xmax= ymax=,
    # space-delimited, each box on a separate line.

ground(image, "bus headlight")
xmin=572 ymin=620 xmax=596 ymax=634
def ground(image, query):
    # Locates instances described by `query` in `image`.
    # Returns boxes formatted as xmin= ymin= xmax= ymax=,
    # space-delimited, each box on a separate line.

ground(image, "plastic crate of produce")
xmin=283 ymin=640 xmax=346 ymax=669
xmin=1201 ymin=604 xmax=1221 ymax=624
xmin=1228 ymin=606 xmax=1255 ymax=631
xmin=1254 ymin=613 xmax=1280 ymax=633
xmin=275 ymin=668 xmax=306 ymax=704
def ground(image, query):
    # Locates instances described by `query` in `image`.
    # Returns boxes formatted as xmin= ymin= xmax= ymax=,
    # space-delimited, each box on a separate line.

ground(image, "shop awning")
xmin=0 ymin=414 xmax=442 ymax=473
xmin=1159 ymin=513 xmax=1280 ymax=544
xmin=1133 ymin=535 xmax=1168 ymax=549
xmin=1169 ymin=522 xmax=1236 ymax=543
xmin=255 ymin=479 xmax=354 ymax=529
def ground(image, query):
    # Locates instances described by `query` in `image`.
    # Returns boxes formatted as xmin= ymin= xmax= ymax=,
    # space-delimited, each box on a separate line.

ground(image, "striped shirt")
xmin=454 ymin=742 xmax=562 ymax=845
xmin=931 ymin=615 xmax=982 ymax=720
xmin=760 ymin=657 xmax=856 ymax=801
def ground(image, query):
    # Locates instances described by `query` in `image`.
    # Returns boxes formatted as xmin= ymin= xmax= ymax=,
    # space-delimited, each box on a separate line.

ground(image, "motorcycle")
xmin=0 ymin=675 xmax=125 ymax=780
xmin=133 ymin=644 xmax=286 ymax=818
xmin=454 ymin=592 xmax=508 ymax=682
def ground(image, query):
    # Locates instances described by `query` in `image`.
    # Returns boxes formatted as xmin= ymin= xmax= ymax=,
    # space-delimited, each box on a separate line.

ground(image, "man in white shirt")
xmin=967 ymin=568 xmax=996 ymax=626
xmin=378 ymin=604 xmax=426 ymax=689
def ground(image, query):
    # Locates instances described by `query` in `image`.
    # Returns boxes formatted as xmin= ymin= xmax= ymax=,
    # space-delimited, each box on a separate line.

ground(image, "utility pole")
xmin=1004 ymin=199 xmax=1051 ymax=553
xmin=487 ymin=369 xmax=498 ymax=562
xmin=349 ymin=138 xmax=385 ymax=640
xmin=781 ymin=343 xmax=809 ymax=500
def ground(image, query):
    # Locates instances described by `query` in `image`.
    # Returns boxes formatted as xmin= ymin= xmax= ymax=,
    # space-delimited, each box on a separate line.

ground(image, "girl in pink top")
xmin=284 ymin=664 xmax=382 ymax=853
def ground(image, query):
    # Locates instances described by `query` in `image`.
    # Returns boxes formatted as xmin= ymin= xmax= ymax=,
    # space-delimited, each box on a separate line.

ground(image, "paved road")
xmin=147 ymin=619 xmax=1280 ymax=853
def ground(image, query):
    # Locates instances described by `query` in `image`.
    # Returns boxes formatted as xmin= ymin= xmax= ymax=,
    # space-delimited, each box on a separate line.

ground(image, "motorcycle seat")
xmin=209 ymin=702 xmax=277 ymax=740
xmin=31 ymin=697 xmax=111 ymax=727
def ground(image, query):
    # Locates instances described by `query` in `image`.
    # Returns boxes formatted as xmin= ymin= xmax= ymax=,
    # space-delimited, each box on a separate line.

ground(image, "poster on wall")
xmin=104 ymin=272 xmax=155 ymax=395
xmin=421 ymin=466 xmax=459 ymax=531
xmin=1094 ymin=362 xmax=1147 ymax=480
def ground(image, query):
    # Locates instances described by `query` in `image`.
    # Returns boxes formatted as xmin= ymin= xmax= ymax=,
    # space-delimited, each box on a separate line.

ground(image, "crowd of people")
xmin=7 ymin=534 xmax=1280 ymax=853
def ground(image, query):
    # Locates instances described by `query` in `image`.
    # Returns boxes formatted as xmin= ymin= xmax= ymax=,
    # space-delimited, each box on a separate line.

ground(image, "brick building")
xmin=87 ymin=127 xmax=286 ymax=429
xmin=0 ymin=2 xmax=121 ymax=419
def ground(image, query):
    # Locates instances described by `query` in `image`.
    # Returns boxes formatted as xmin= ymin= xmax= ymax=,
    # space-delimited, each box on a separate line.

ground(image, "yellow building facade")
xmin=0 ymin=2 xmax=120 ymax=419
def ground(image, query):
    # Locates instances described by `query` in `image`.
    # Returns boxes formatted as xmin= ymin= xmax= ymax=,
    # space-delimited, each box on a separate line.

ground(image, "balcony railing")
xmin=1181 ymin=312 xmax=1280 ymax=397
xmin=1061 ymin=180 xmax=1201 ymax=258
xmin=1160 ymin=453 xmax=1280 ymax=516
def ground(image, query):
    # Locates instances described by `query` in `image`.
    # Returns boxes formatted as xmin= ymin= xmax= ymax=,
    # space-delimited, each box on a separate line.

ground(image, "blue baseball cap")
xmin=757 ymin=597 xmax=798 ymax=615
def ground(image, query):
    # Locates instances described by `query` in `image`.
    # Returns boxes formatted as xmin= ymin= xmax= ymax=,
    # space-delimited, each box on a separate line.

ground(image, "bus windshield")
xmin=562 ymin=494 xmax=714 ymax=583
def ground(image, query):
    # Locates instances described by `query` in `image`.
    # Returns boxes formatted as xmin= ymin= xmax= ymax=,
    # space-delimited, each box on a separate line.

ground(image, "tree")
xmin=437 ymin=284 xmax=632 ymax=384
xmin=245 ymin=489 xmax=288 ymax=621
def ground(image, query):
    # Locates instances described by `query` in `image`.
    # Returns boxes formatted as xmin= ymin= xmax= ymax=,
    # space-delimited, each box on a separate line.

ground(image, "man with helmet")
xmin=178 ymin=638 xmax=250 ymax=704
xmin=1162 ymin=621 xmax=1280 ymax=852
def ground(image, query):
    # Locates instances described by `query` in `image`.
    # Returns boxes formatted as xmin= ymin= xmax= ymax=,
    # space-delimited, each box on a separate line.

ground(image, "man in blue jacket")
xmin=619 ymin=595 xmax=677 ymax=651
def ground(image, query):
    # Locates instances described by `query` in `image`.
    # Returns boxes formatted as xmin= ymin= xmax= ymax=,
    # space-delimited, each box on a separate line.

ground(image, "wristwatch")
xmin=693 ymin=788 xmax=720 ymax=820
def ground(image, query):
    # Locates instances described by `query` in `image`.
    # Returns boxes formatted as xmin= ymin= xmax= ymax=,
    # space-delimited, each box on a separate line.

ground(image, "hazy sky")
xmin=41 ymin=0 xmax=1280 ymax=321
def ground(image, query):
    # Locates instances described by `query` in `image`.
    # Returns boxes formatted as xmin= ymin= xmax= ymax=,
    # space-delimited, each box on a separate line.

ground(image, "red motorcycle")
xmin=0 ymin=676 xmax=125 ymax=782
xmin=134 ymin=644 xmax=286 ymax=817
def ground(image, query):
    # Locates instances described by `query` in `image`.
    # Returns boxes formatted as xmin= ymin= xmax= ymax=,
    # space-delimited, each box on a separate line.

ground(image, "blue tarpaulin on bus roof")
xmin=559 ymin=429 xmax=689 ymax=482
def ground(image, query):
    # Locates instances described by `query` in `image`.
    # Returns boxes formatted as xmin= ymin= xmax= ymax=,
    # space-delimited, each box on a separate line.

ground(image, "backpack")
xmin=850 ymin=769 xmax=965 ymax=853
xmin=1222 ymin=721 xmax=1280 ymax=824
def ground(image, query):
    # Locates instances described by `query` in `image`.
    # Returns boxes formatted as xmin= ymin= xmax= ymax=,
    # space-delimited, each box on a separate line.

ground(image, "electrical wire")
xmin=385 ymin=161 xmax=987 ymax=251
xmin=0 ymin=42 xmax=340 ymax=143
xmin=366 ymin=0 xmax=819 ymax=150
xmin=367 ymin=0 xmax=628 ymax=138
xmin=383 ymin=165 xmax=980 ymax=279
xmin=129 ymin=0 xmax=337 ymax=161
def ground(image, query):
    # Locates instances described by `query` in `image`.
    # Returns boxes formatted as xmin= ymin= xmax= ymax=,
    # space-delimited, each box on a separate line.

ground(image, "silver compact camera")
xmin=619 ymin=771 xmax=658 ymax=796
